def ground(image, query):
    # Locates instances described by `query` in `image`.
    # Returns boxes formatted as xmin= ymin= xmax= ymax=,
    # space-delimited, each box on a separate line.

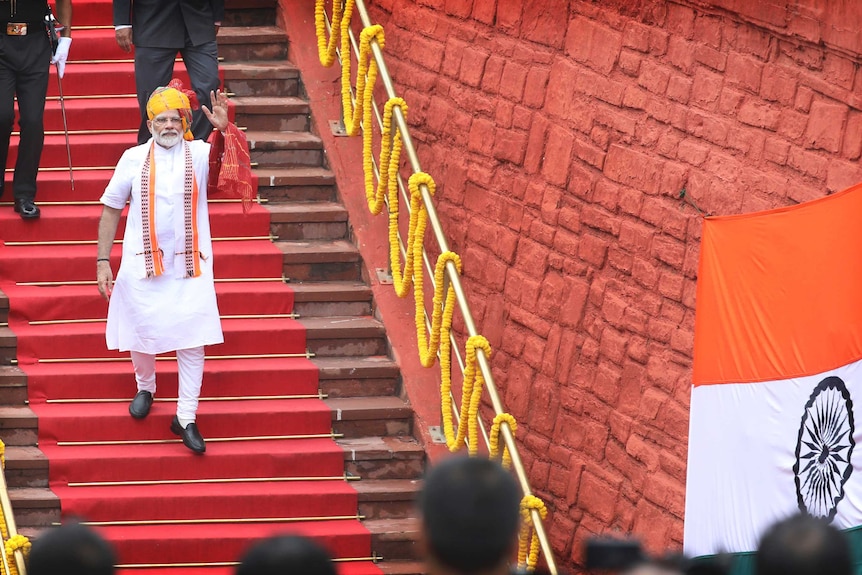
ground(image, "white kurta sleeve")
xmin=101 ymin=149 xmax=138 ymax=209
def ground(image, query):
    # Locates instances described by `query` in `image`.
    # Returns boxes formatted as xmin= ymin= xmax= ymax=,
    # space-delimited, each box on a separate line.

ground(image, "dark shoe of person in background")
xmin=14 ymin=198 xmax=40 ymax=219
xmin=171 ymin=416 xmax=206 ymax=454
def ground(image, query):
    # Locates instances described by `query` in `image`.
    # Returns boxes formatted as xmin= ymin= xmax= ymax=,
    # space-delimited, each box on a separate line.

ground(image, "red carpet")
xmin=0 ymin=1 xmax=383 ymax=574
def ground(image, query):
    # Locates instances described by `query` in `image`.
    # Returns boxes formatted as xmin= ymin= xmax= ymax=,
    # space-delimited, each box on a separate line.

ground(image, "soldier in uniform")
xmin=0 ymin=0 xmax=72 ymax=219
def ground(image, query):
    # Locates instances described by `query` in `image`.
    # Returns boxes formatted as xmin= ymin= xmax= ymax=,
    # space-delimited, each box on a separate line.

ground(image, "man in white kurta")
xmin=96 ymin=84 xmax=234 ymax=454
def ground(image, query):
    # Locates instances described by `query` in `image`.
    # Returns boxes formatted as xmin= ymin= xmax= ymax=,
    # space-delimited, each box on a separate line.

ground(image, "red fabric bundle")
xmin=208 ymin=114 xmax=255 ymax=213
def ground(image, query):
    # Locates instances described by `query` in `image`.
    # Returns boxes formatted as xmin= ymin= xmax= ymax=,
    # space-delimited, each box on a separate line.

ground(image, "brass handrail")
xmin=69 ymin=474 xmax=358 ymax=488
xmin=30 ymin=312 xmax=297 ymax=326
xmin=114 ymin=554 xmax=381 ymax=569
xmin=0 ymin=452 xmax=27 ymax=575
xmin=48 ymin=392 xmax=321 ymax=403
xmin=0 ymin=196 xmax=264 ymax=206
xmin=5 ymin=236 xmax=274 ymax=246
xmin=78 ymin=514 xmax=362 ymax=527
xmin=325 ymin=2 xmax=557 ymax=574
xmin=57 ymin=432 xmax=341 ymax=446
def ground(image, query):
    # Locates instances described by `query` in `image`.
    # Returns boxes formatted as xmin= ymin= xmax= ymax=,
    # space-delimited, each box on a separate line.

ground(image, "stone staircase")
xmin=0 ymin=1 xmax=426 ymax=572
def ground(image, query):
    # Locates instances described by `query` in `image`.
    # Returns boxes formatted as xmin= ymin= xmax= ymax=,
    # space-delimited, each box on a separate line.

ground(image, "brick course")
xmin=365 ymin=0 xmax=862 ymax=567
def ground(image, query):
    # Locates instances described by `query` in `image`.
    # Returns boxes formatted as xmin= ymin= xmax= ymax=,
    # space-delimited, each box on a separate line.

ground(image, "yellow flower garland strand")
xmin=365 ymin=97 xmax=406 ymax=215
xmin=0 ymin=503 xmax=26 ymax=575
xmin=391 ymin=173 xmax=435 ymax=299
xmin=0 ymin=439 xmax=29 ymax=575
xmin=3 ymin=536 xmax=28 ymax=575
xmin=441 ymin=335 xmax=492 ymax=454
xmin=342 ymin=25 xmax=384 ymax=137
xmin=518 ymin=495 xmax=548 ymax=571
xmin=317 ymin=0 xmax=401 ymax=223
xmin=315 ymin=0 xmax=385 ymax=138
xmin=314 ymin=0 xmax=351 ymax=67
xmin=0 ymin=506 xmax=6 ymax=575
xmin=0 ymin=440 xmax=6 ymax=575
xmin=417 ymin=252 xmax=461 ymax=368
xmin=489 ymin=413 xmax=517 ymax=469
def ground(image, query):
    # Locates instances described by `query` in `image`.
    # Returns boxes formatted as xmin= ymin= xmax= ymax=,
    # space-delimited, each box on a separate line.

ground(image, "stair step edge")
xmin=352 ymin=479 xmax=422 ymax=500
xmin=246 ymin=133 xmax=323 ymax=150
xmin=376 ymin=560 xmax=427 ymax=575
xmin=302 ymin=316 xmax=384 ymax=333
xmin=222 ymin=64 xmax=300 ymax=81
xmin=8 ymin=486 xmax=58 ymax=506
xmin=3 ymin=446 xmax=48 ymax=468
xmin=290 ymin=282 xmax=371 ymax=303
xmin=313 ymin=356 xmax=400 ymax=378
xmin=328 ymin=397 xmax=413 ymax=421
xmin=217 ymin=26 xmax=287 ymax=44
xmin=233 ymin=95 xmax=307 ymax=107
xmin=254 ymin=167 xmax=335 ymax=185
xmin=277 ymin=239 xmax=360 ymax=252
xmin=0 ymin=405 xmax=36 ymax=418
xmin=365 ymin=517 xmax=421 ymax=536
xmin=338 ymin=436 xmax=425 ymax=456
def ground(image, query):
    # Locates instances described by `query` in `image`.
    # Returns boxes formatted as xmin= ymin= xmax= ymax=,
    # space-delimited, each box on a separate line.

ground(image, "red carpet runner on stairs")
xmin=0 ymin=2 xmax=383 ymax=574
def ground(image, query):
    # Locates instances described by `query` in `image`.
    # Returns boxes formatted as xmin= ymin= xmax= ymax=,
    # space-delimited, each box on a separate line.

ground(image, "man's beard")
xmin=154 ymin=130 xmax=181 ymax=148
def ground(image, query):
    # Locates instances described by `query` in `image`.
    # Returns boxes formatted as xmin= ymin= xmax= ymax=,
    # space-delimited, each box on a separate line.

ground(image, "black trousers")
xmin=0 ymin=31 xmax=51 ymax=201
xmin=134 ymin=40 xmax=220 ymax=145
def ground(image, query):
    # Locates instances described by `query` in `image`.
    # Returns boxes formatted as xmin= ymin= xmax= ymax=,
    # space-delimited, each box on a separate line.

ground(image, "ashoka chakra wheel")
xmin=794 ymin=376 xmax=855 ymax=522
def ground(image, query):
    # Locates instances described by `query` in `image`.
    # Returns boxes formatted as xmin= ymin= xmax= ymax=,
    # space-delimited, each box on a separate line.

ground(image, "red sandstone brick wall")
xmin=363 ymin=0 xmax=862 ymax=565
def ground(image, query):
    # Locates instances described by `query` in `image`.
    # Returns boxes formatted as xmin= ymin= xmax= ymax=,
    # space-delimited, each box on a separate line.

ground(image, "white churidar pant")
xmin=131 ymin=346 xmax=205 ymax=421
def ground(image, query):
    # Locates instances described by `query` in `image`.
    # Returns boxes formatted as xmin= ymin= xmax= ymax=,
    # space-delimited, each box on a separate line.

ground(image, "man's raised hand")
xmin=201 ymin=89 xmax=230 ymax=132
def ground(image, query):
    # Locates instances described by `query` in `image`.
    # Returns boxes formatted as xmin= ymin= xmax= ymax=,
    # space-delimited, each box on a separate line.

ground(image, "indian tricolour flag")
xmin=685 ymin=182 xmax=862 ymax=565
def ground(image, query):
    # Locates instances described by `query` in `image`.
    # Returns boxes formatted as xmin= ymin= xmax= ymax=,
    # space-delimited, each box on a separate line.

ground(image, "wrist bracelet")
xmin=96 ymin=258 xmax=110 ymax=262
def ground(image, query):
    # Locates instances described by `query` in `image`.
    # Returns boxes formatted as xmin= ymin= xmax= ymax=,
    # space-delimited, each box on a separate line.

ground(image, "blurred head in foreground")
xmin=235 ymin=534 xmax=337 ymax=575
xmin=28 ymin=522 xmax=116 ymax=575
xmin=419 ymin=455 xmax=522 ymax=575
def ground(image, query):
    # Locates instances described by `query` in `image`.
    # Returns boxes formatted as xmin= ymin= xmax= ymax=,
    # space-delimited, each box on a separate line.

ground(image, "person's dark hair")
xmin=756 ymin=514 xmax=852 ymax=575
xmin=617 ymin=552 xmax=687 ymax=575
xmin=235 ymin=534 xmax=337 ymax=575
xmin=418 ymin=455 xmax=521 ymax=574
xmin=28 ymin=522 xmax=116 ymax=575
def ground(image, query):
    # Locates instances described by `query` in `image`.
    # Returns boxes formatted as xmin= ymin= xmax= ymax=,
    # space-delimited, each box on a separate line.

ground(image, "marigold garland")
xmin=442 ymin=335 xmax=492 ymax=454
xmin=0 ymin=487 xmax=27 ymax=575
xmin=489 ymin=413 xmax=517 ymax=469
xmin=365 ymin=98 xmax=406 ymax=216
xmin=518 ymin=495 xmax=548 ymax=571
xmin=314 ymin=0 xmax=385 ymax=139
xmin=313 ymin=5 xmax=552 ymax=572
xmin=3 ymin=536 xmax=28 ymax=575
xmin=0 ymin=514 xmax=6 ymax=575
xmin=342 ymin=25 xmax=385 ymax=138
xmin=314 ymin=0 xmax=351 ymax=67
xmin=391 ymin=172 xmax=435 ymax=298
xmin=417 ymin=252 xmax=461 ymax=368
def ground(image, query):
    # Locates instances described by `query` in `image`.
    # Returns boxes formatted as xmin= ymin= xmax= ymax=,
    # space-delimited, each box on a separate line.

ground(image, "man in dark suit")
xmin=112 ymin=0 xmax=223 ymax=144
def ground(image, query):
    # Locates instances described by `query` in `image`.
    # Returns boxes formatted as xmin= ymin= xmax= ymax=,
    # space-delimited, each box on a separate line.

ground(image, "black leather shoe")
xmin=13 ymin=198 xmax=40 ymax=219
xmin=171 ymin=416 xmax=206 ymax=454
xmin=128 ymin=390 xmax=153 ymax=419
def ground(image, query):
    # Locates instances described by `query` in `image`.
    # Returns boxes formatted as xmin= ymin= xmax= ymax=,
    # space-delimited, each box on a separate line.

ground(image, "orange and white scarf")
xmin=139 ymin=141 xmax=202 ymax=279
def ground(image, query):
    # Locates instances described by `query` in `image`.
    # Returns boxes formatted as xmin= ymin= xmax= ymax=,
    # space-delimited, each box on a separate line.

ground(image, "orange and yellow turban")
xmin=146 ymin=79 xmax=198 ymax=141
